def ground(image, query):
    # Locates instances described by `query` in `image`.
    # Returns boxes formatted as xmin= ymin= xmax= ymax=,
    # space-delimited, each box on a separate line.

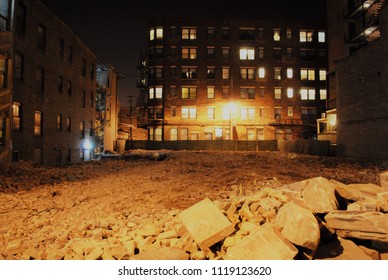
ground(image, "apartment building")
xmin=138 ymin=17 xmax=327 ymax=143
xmin=324 ymin=0 xmax=388 ymax=160
xmin=10 ymin=0 xmax=97 ymax=165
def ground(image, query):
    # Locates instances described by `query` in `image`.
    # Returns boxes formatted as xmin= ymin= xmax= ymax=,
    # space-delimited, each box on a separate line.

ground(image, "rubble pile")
xmin=1 ymin=174 xmax=387 ymax=260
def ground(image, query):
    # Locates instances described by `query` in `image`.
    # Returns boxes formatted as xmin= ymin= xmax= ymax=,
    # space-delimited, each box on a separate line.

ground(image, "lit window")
xmin=286 ymin=29 xmax=292 ymax=39
xmin=239 ymin=28 xmax=255 ymax=40
xmin=182 ymin=107 xmax=197 ymax=119
xmin=300 ymin=69 xmax=315 ymax=80
xmin=320 ymin=89 xmax=327 ymax=100
xmin=301 ymin=88 xmax=316 ymax=100
xmin=149 ymin=88 xmax=154 ymax=99
xmin=274 ymin=88 xmax=282 ymax=100
xmin=181 ymin=67 xmax=197 ymax=79
xmin=155 ymin=87 xmax=163 ymax=99
xmin=215 ymin=128 xmax=223 ymax=138
xmin=273 ymin=29 xmax=281 ymax=41
xmin=222 ymin=107 xmax=231 ymax=120
xmin=257 ymin=128 xmax=264 ymax=140
xmin=240 ymin=68 xmax=255 ymax=79
xmin=239 ymin=48 xmax=255 ymax=60
xmin=66 ymin=117 xmax=71 ymax=131
xmin=287 ymin=68 xmax=293 ymax=78
xmin=222 ymin=67 xmax=230 ymax=79
xmin=288 ymin=107 xmax=293 ymax=118
xmin=318 ymin=31 xmax=325 ymax=43
xmin=34 ymin=111 xmax=42 ymax=136
xmin=207 ymin=107 xmax=215 ymax=119
xmin=12 ymin=102 xmax=21 ymax=130
xmin=240 ymin=88 xmax=255 ymax=99
xmin=247 ymin=128 xmax=255 ymax=140
xmin=319 ymin=69 xmax=326 ymax=81
xmin=274 ymin=68 xmax=281 ymax=80
xmin=182 ymin=87 xmax=197 ymax=99
xmin=207 ymin=87 xmax=215 ymax=99
xmin=287 ymin=88 xmax=294 ymax=98
xmin=170 ymin=128 xmax=178 ymax=141
xmin=241 ymin=108 xmax=255 ymax=120
xmin=57 ymin=114 xmax=62 ymax=131
xmin=180 ymin=128 xmax=188 ymax=140
xmin=274 ymin=108 xmax=282 ymax=120
xmin=182 ymin=47 xmax=197 ymax=59
xmin=80 ymin=121 xmax=85 ymax=139
xmin=299 ymin=30 xmax=314 ymax=42
xmin=258 ymin=67 xmax=265 ymax=78
xmin=182 ymin=28 xmax=197 ymax=39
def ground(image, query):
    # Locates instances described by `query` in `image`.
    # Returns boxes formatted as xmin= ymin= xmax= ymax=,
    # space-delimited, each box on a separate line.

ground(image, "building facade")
xmin=325 ymin=0 xmax=388 ymax=160
xmin=96 ymin=63 xmax=120 ymax=154
xmin=138 ymin=18 xmax=328 ymax=143
xmin=10 ymin=0 xmax=97 ymax=165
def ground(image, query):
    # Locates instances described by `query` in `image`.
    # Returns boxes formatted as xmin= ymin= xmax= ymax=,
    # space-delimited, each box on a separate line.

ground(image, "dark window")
xmin=36 ymin=68 xmax=44 ymax=94
xmin=14 ymin=52 xmax=24 ymax=81
xmin=67 ymin=81 xmax=72 ymax=96
xmin=273 ymin=48 xmax=282 ymax=60
xmin=221 ymin=28 xmax=230 ymax=40
xmin=59 ymin=38 xmax=65 ymax=57
xmin=82 ymin=90 xmax=86 ymax=108
xmin=90 ymin=63 xmax=95 ymax=79
xmin=207 ymin=68 xmax=215 ymax=79
xmin=239 ymin=29 xmax=255 ymax=40
xmin=58 ymin=77 xmax=63 ymax=93
xmin=37 ymin=23 xmax=46 ymax=52
xmin=81 ymin=58 xmax=86 ymax=76
xmin=207 ymin=47 xmax=215 ymax=59
xmin=300 ymin=49 xmax=315 ymax=60
xmin=15 ymin=2 xmax=26 ymax=35
xmin=207 ymin=27 xmax=215 ymax=39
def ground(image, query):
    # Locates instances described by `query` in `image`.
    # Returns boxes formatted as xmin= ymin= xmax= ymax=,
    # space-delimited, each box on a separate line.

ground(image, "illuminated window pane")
xmin=149 ymin=28 xmax=155 ymax=41
xmin=320 ymin=89 xmax=327 ymax=100
xmin=288 ymin=107 xmax=293 ymax=117
xmin=207 ymin=87 xmax=215 ymax=99
xmin=155 ymin=87 xmax=163 ymax=99
xmin=318 ymin=31 xmax=325 ymax=43
xmin=12 ymin=102 xmax=21 ymax=130
xmin=274 ymin=68 xmax=281 ymax=80
xmin=239 ymin=48 xmax=255 ymax=60
xmin=182 ymin=28 xmax=196 ymax=39
xmin=287 ymin=68 xmax=293 ymax=78
xmin=149 ymin=88 xmax=155 ymax=99
xmin=301 ymin=89 xmax=308 ymax=100
xmin=319 ymin=69 xmax=326 ymax=81
xmin=34 ymin=111 xmax=42 ymax=136
xmin=208 ymin=107 xmax=215 ymax=119
xmin=156 ymin=28 xmax=163 ymax=39
xmin=247 ymin=128 xmax=255 ymax=140
xmin=248 ymin=108 xmax=255 ymax=119
xmin=182 ymin=107 xmax=189 ymax=119
xmin=222 ymin=67 xmax=230 ymax=79
xmin=274 ymin=88 xmax=282 ymax=99
xmin=170 ymin=128 xmax=178 ymax=141
xmin=222 ymin=107 xmax=230 ymax=120
xmin=241 ymin=108 xmax=248 ymax=120
xmin=273 ymin=29 xmax=281 ymax=41
xmin=287 ymin=88 xmax=294 ymax=98
xmin=215 ymin=128 xmax=222 ymax=138
xmin=258 ymin=67 xmax=265 ymax=78
xmin=308 ymin=89 xmax=316 ymax=100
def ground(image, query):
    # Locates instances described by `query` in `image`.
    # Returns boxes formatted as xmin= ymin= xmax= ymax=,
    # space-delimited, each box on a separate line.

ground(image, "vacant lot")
xmin=0 ymin=150 xmax=384 ymax=259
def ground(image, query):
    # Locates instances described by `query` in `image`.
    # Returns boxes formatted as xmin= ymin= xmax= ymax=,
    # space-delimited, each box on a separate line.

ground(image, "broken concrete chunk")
xmin=335 ymin=183 xmax=384 ymax=201
xmin=302 ymin=177 xmax=338 ymax=213
xmin=224 ymin=222 xmax=298 ymax=260
xmin=325 ymin=211 xmax=388 ymax=241
xmin=177 ymin=198 xmax=235 ymax=250
xmin=274 ymin=202 xmax=320 ymax=252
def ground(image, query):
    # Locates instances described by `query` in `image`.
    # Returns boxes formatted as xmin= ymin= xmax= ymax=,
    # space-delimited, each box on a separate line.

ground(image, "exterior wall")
xmin=12 ymin=0 xmax=96 ymax=165
xmin=336 ymin=6 xmax=388 ymax=160
xmin=141 ymin=18 xmax=327 ymax=143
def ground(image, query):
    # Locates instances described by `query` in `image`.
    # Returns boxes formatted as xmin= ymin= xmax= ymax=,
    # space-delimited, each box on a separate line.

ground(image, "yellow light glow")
xmin=258 ymin=67 xmax=265 ymax=78
xmin=328 ymin=114 xmax=337 ymax=128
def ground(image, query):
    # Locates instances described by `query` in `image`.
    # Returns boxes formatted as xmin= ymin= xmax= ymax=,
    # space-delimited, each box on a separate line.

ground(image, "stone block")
xmin=302 ymin=177 xmax=338 ymax=213
xmin=224 ymin=222 xmax=298 ymax=260
xmin=380 ymin=172 xmax=388 ymax=189
xmin=335 ymin=183 xmax=384 ymax=201
xmin=129 ymin=247 xmax=188 ymax=260
xmin=156 ymin=230 xmax=178 ymax=240
xmin=274 ymin=202 xmax=320 ymax=252
xmin=177 ymin=198 xmax=235 ymax=250
xmin=85 ymin=247 xmax=103 ymax=260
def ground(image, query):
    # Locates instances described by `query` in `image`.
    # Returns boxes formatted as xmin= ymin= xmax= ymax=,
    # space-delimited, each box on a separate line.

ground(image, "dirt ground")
xmin=0 ymin=150 xmax=385 ymax=259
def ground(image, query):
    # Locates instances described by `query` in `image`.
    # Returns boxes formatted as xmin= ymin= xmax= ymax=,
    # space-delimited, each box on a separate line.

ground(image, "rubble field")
xmin=0 ymin=150 xmax=387 ymax=260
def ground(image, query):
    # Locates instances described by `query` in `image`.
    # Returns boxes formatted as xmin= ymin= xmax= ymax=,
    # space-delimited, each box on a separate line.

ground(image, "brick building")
xmin=10 ymin=0 xmax=97 ymax=165
xmin=325 ymin=0 xmax=388 ymax=160
xmin=138 ymin=18 xmax=328 ymax=143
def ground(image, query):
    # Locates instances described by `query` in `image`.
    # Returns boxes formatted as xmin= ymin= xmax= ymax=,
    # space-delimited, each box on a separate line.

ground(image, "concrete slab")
xmin=177 ymin=198 xmax=235 ymax=250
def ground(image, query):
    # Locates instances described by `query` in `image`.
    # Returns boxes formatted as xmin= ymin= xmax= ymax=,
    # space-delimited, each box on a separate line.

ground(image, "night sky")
xmin=40 ymin=0 xmax=327 ymax=106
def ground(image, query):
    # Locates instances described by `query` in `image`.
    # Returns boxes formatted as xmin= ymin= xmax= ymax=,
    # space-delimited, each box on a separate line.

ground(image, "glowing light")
xmin=258 ymin=67 xmax=265 ymax=78
xmin=328 ymin=115 xmax=337 ymax=128
xmin=83 ymin=139 xmax=93 ymax=150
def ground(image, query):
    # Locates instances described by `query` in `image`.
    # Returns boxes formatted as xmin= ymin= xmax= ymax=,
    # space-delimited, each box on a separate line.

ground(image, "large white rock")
xmin=274 ymin=202 xmax=320 ymax=252
xmin=302 ymin=177 xmax=338 ymax=213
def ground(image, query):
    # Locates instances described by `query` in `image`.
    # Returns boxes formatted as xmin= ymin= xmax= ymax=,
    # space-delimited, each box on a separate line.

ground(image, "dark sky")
xmin=41 ymin=0 xmax=327 ymax=106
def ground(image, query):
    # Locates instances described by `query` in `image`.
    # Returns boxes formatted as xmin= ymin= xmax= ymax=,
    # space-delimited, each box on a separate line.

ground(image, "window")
xmin=182 ymin=107 xmax=197 ymax=119
xmin=37 ymin=23 xmax=46 ymax=51
xmin=287 ymin=107 xmax=293 ymax=118
xmin=286 ymin=48 xmax=293 ymax=59
xmin=239 ymin=28 xmax=255 ymax=40
xmin=155 ymin=108 xmax=163 ymax=119
xmin=181 ymin=128 xmax=188 ymax=140
xmin=170 ymin=86 xmax=176 ymax=96
xmin=190 ymin=132 xmax=199 ymax=141
xmin=149 ymin=67 xmax=163 ymax=79
xmin=34 ymin=111 xmax=42 ymax=136
xmin=241 ymin=108 xmax=255 ymax=120
xmin=239 ymin=48 xmax=255 ymax=60
xmin=273 ymin=48 xmax=282 ymax=60
xmin=320 ymin=89 xmax=327 ymax=100
xmin=154 ymin=128 xmax=162 ymax=141
xmin=258 ymin=28 xmax=264 ymax=39
xmin=300 ymin=30 xmax=314 ymax=42
xmin=207 ymin=27 xmax=215 ymax=39
xmin=207 ymin=87 xmax=215 ymax=99
xmin=171 ymin=106 xmax=177 ymax=117
xmin=182 ymin=87 xmax=197 ymax=99
xmin=67 ymin=81 xmax=72 ymax=96
xmin=208 ymin=107 xmax=215 ymax=119
xmin=66 ymin=117 xmax=71 ymax=131
xmin=80 ymin=121 xmax=85 ymax=139
xmin=300 ymin=88 xmax=316 ymax=100
xmin=14 ymin=52 xmax=24 ymax=81
xmin=222 ymin=67 xmax=230 ymax=79
xmin=82 ymin=90 xmax=86 ymax=108
xmin=149 ymin=86 xmax=163 ymax=99
xmin=170 ymin=128 xmax=178 ymax=141
xmin=181 ymin=67 xmax=197 ymax=79
xmin=240 ymin=68 xmax=255 ymax=80
xmin=319 ymin=49 xmax=327 ymax=60
xmin=301 ymin=68 xmax=315 ymax=80
xmin=81 ymin=58 xmax=86 ymax=76
xmin=149 ymin=27 xmax=163 ymax=40
xmin=214 ymin=128 xmax=222 ymax=139
xmin=170 ymin=26 xmax=176 ymax=37
xmin=12 ymin=102 xmax=21 ymax=131
xmin=206 ymin=67 xmax=215 ymax=79
xmin=319 ymin=69 xmax=326 ymax=81
xmin=171 ymin=66 xmax=177 ymax=76
xmin=90 ymin=91 xmax=94 ymax=108
xmin=287 ymin=88 xmax=294 ymax=98
xmin=57 ymin=77 xmax=63 ymax=93
xmin=90 ymin=121 xmax=94 ymax=136
xmin=286 ymin=29 xmax=292 ymax=39
xmin=274 ymin=68 xmax=281 ymax=80
xmin=36 ymin=68 xmax=44 ymax=94
xmin=57 ymin=114 xmax=62 ymax=131
xmin=222 ymin=47 xmax=230 ymax=59
xmin=285 ymin=128 xmax=292 ymax=140
xmin=273 ymin=29 xmax=281 ymax=41
xmin=301 ymin=108 xmax=317 ymax=124
xmin=318 ymin=31 xmax=326 ymax=43
xmin=182 ymin=47 xmax=197 ymax=59
xmin=259 ymin=47 xmax=264 ymax=59
xmin=240 ymin=87 xmax=255 ymax=99
xmin=221 ymin=28 xmax=230 ymax=40
xmin=207 ymin=47 xmax=215 ymax=59
xmin=274 ymin=88 xmax=282 ymax=100
xmin=222 ymin=107 xmax=231 ymax=120
xmin=182 ymin=27 xmax=197 ymax=39
xmin=90 ymin=63 xmax=95 ymax=80
xmin=222 ymin=87 xmax=230 ymax=99
xmin=258 ymin=67 xmax=265 ymax=78
xmin=300 ymin=49 xmax=315 ymax=60
xmin=287 ymin=68 xmax=293 ymax=78
xmin=170 ymin=46 xmax=176 ymax=58
xmin=274 ymin=108 xmax=282 ymax=120
xmin=257 ymin=128 xmax=264 ymax=140
xmin=247 ymin=128 xmax=255 ymax=140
